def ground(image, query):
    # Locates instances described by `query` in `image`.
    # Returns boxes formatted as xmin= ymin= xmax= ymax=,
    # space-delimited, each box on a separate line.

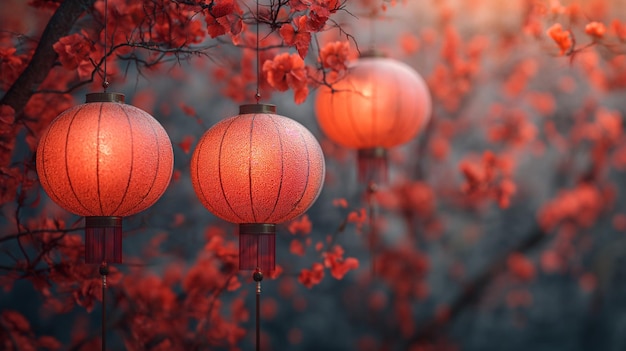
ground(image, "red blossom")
xmin=210 ymin=0 xmax=234 ymax=17
xmin=593 ymin=108 xmax=622 ymax=144
xmin=288 ymin=214 xmax=312 ymax=235
xmin=269 ymin=264 xmax=284 ymax=279
xmin=310 ymin=0 xmax=340 ymax=17
xmin=204 ymin=232 xmax=238 ymax=266
xmin=526 ymin=92 xmax=556 ymax=116
xmin=332 ymin=198 xmax=348 ymax=208
xmin=541 ymin=250 xmax=563 ymax=273
xmin=347 ymin=208 xmax=368 ymax=233
xmin=503 ymin=59 xmax=538 ymax=97
xmin=487 ymin=108 xmax=537 ymax=147
xmin=0 ymin=47 xmax=27 ymax=89
xmin=610 ymin=19 xmax=626 ymax=41
xmin=441 ymin=25 xmax=461 ymax=64
xmin=38 ymin=335 xmax=62 ymax=350
xmin=538 ymin=183 xmax=605 ymax=231
xmin=585 ymin=21 xmax=606 ymax=39
xmin=426 ymin=31 xmax=483 ymax=113
xmin=319 ymin=41 xmax=350 ymax=72
xmin=459 ymin=151 xmax=516 ymax=208
xmin=1 ymin=310 xmax=62 ymax=350
xmin=323 ymin=245 xmax=359 ymax=279
xmin=289 ymin=0 xmax=310 ymax=12
xmin=288 ymin=0 xmax=339 ymax=30
xmin=400 ymin=32 xmax=420 ymax=55
xmin=546 ymin=23 xmax=573 ymax=55
xmin=2 ymin=310 xmax=30 ymax=331
xmin=0 ymin=105 xmax=15 ymax=136
xmin=376 ymin=245 xmax=430 ymax=299
xmin=177 ymin=135 xmax=195 ymax=154
xmin=507 ymin=253 xmax=535 ymax=281
xmin=279 ymin=15 xmax=311 ymax=58
xmin=315 ymin=241 xmax=324 ymax=251
xmin=205 ymin=1 xmax=242 ymax=38
xmin=179 ymin=103 xmax=197 ymax=116
xmin=263 ymin=52 xmax=310 ymax=103
xmin=52 ymin=31 xmax=94 ymax=71
xmin=298 ymin=262 xmax=325 ymax=288
xmin=290 ymin=239 xmax=306 ymax=256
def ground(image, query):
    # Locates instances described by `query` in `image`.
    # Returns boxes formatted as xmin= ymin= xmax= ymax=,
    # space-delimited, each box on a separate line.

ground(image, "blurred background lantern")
xmin=36 ymin=92 xmax=174 ymax=265
xmin=315 ymin=54 xmax=432 ymax=185
xmin=190 ymin=104 xmax=325 ymax=273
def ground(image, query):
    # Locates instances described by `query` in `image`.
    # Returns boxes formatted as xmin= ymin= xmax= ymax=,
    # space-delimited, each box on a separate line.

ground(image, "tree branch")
xmin=407 ymin=223 xmax=547 ymax=344
xmin=0 ymin=227 xmax=83 ymax=244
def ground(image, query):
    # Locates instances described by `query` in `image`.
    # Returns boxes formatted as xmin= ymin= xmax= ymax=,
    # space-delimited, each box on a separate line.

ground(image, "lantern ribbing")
xmin=191 ymin=104 xmax=325 ymax=231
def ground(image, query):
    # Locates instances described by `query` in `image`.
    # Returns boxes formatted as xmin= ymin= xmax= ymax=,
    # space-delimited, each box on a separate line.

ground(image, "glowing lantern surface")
xmin=315 ymin=56 xmax=432 ymax=183
xmin=36 ymin=93 xmax=174 ymax=263
xmin=191 ymin=104 xmax=325 ymax=271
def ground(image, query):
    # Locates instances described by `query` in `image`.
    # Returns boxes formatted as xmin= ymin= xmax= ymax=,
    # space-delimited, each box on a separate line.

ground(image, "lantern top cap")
xmin=86 ymin=92 xmax=125 ymax=104
xmin=239 ymin=104 xmax=276 ymax=115
xmin=359 ymin=49 xmax=386 ymax=59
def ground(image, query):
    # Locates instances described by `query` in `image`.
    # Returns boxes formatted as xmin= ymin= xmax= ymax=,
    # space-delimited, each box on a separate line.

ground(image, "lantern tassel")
xmin=85 ymin=216 xmax=122 ymax=265
xmin=239 ymin=224 xmax=275 ymax=272
xmin=358 ymin=148 xmax=388 ymax=185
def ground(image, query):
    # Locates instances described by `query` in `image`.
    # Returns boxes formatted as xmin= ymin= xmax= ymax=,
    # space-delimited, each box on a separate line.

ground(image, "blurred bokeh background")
xmin=2 ymin=0 xmax=626 ymax=350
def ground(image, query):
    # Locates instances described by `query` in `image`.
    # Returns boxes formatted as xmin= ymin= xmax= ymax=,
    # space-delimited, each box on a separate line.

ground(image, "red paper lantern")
xmin=315 ymin=55 xmax=431 ymax=183
xmin=190 ymin=104 xmax=325 ymax=272
xmin=36 ymin=92 xmax=174 ymax=264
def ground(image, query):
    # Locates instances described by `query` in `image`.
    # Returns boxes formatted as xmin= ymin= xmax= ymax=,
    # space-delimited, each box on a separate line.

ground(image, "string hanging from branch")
xmin=190 ymin=4 xmax=326 ymax=349
xmin=35 ymin=1 xmax=174 ymax=348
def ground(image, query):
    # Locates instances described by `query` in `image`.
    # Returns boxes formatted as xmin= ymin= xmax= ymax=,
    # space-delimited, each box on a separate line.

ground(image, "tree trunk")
xmin=0 ymin=0 xmax=96 ymax=116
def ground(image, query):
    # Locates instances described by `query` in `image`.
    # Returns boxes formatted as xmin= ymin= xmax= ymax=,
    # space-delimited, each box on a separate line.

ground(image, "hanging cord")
xmin=254 ymin=0 xmax=261 ymax=103
xmin=99 ymin=262 xmax=109 ymax=351
xmin=368 ymin=11 xmax=375 ymax=53
xmin=367 ymin=182 xmax=377 ymax=276
xmin=253 ymin=268 xmax=263 ymax=351
xmin=102 ymin=0 xmax=109 ymax=92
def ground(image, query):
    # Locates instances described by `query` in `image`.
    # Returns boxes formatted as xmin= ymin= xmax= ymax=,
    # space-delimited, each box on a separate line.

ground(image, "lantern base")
xmin=85 ymin=216 xmax=122 ymax=264
xmin=239 ymin=223 xmax=276 ymax=272
xmin=358 ymin=147 xmax=388 ymax=185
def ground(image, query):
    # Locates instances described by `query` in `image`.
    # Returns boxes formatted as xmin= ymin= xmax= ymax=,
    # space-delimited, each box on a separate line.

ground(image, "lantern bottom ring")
xmin=358 ymin=147 xmax=387 ymax=159
xmin=239 ymin=223 xmax=276 ymax=235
